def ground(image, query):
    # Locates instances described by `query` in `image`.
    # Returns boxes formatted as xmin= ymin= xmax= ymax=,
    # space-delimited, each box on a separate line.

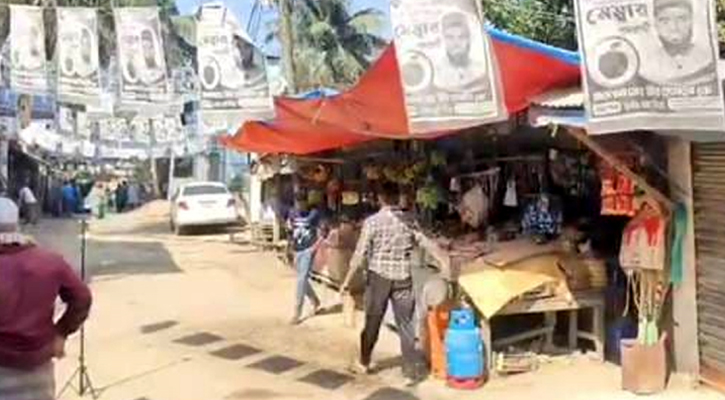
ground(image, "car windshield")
xmin=183 ymin=185 xmax=228 ymax=196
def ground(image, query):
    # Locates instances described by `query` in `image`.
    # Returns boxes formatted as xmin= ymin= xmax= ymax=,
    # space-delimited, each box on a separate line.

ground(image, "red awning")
xmin=224 ymin=30 xmax=581 ymax=155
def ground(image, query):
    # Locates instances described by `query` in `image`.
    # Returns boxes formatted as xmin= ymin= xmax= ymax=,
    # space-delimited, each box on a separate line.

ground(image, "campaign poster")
xmin=10 ymin=5 xmax=48 ymax=94
xmin=575 ymin=0 xmax=725 ymax=133
xmin=57 ymin=8 xmax=102 ymax=106
xmin=197 ymin=4 xmax=274 ymax=134
xmin=390 ymin=0 xmax=506 ymax=133
xmin=114 ymin=8 xmax=169 ymax=107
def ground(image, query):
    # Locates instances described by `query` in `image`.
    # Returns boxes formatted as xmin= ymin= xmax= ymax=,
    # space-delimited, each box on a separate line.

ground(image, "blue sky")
xmin=175 ymin=0 xmax=393 ymax=55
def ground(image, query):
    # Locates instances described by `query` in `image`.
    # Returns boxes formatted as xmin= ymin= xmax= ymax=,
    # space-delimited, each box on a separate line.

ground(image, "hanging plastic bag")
xmin=503 ymin=178 xmax=518 ymax=207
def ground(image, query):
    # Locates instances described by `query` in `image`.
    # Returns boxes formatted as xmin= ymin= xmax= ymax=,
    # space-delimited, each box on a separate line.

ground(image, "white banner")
xmin=0 ymin=8 xmax=8 ymax=87
xmin=10 ymin=5 xmax=48 ymax=94
xmin=114 ymin=8 xmax=169 ymax=108
xmin=197 ymin=4 xmax=274 ymax=135
xmin=390 ymin=0 xmax=505 ymax=133
xmin=57 ymin=8 xmax=102 ymax=106
xmin=575 ymin=0 xmax=725 ymax=133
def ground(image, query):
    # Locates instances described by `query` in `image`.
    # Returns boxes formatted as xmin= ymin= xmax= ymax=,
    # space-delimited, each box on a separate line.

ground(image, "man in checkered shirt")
xmin=342 ymin=182 xmax=425 ymax=384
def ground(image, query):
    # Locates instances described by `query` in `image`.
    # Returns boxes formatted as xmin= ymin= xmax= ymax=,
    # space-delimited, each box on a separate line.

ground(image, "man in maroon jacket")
xmin=0 ymin=197 xmax=92 ymax=400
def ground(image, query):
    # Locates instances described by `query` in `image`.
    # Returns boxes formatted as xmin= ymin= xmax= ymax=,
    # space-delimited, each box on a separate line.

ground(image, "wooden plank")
xmin=497 ymin=291 xmax=605 ymax=315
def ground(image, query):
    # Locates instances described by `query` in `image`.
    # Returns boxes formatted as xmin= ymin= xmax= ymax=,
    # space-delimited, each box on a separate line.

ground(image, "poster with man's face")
xmin=9 ymin=5 xmax=48 ymax=95
xmin=57 ymin=8 xmax=102 ymax=106
xmin=114 ymin=8 xmax=169 ymax=108
xmin=575 ymin=0 xmax=725 ymax=133
xmin=0 ymin=7 xmax=8 ymax=87
xmin=390 ymin=0 xmax=506 ymax=133
xmin=196 ymin=4 xmax=274 ymax=135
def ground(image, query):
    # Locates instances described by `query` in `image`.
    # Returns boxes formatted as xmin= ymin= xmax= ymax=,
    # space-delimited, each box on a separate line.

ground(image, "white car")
xmin=170 ymin=182 xmax=239 ymax=234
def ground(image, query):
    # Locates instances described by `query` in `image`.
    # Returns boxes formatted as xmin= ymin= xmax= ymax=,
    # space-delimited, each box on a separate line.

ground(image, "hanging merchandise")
xmin=9 ymin=5 xmax=49 ymax=95
xmin=503 ymin=177 xmax=518 ymax=207
xmin=521 ymin=194 xmax=562 ymax=241
xmin=619 ymin=204 xmax=667 ymax=271
xmin=670 ymin=203 xmax=687 ymax=286
xmin=458 ymin=185 xmax=488 ymax=229
xmin=600 ymin=163 xmax=637 ymax=217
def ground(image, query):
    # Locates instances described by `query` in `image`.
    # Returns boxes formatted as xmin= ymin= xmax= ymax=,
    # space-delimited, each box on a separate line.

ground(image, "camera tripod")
xmin=58 ymin=218 xmax=100 ymax=399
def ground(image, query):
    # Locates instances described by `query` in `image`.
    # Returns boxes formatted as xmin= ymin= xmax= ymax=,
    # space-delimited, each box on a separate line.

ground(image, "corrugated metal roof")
xmin=530 ymin=87 xmax=584 ymax=109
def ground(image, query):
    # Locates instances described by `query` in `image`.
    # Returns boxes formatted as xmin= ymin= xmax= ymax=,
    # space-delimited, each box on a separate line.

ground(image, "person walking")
xmin=115 ymin=181 xmax=128 ymax=213
xmin=288 ymin=192 xmax=322 ymax=325
xmin=0 ymin=197 xmax=92 ymax=400
xmin=18 ymin=180 xmax=39 ymax=225
xmin=61 ymin=181 xmax=76 ymax=217
xmin=340 ymin=182 xmax=427 ymax=385
xmin=127 ymin=182 xmax=140 ymax=210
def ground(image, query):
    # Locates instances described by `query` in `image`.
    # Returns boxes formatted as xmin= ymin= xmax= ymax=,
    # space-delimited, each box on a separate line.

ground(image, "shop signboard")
xmin=574 ymin=0 xmax=725 ymax=133
xmin=57 ymin=8 xmax=102 ymax=106
xmin=196 ymin=4 xmax=274 ymax=135
xmin=9 ymin=5 xmax=49 ymax=95
xmin=390 ymin=0 xmax=506 ymax=133
xmin=114 ymin=8 xmax=169 ymax=109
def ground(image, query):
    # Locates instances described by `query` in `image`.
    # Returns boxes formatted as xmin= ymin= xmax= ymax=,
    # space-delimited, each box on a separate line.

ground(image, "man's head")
xmin=141 ymin=30 xmax=157 ymax=67
xmin=441 ymin=12 xmax=471 ymax=67
xmin=234 ymin=36 xmax=255 ymax=70
xmin=0 ymin=197 xmax=19 ymax=233
xmin=655 ymin=0 xmax=694 ymax=52
xmin=378 ymin=182 xmax=400 ymax=207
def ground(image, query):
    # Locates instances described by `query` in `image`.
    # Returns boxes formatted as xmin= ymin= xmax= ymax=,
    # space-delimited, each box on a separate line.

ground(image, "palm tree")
xmin=270 ymin=0 xmax=387 ymax=92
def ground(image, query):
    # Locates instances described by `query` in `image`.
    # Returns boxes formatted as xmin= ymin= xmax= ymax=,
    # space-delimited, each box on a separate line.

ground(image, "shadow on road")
xmin=86 ymin=238 xmax=182 ymax=277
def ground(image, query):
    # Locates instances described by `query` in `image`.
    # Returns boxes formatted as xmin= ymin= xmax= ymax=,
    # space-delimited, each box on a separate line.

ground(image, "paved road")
xmin=20 ymin=205 xmax=724 ymax=400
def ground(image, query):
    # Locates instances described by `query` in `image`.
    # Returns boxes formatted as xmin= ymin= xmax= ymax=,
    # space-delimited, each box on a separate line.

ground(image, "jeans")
xmin=294 ymin=247 xmax=320 ymax=319
xmin=361 ymin=271 xmax=422 ymax=378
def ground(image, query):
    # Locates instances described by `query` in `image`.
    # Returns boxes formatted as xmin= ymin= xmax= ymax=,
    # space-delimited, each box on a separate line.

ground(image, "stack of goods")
xmin=600 ymin=158 xmax=639 ymax=217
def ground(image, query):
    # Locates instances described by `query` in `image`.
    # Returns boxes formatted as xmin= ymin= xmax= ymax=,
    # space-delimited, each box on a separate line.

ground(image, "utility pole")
xmin=278 ymin=0 xmax=297 ymax=93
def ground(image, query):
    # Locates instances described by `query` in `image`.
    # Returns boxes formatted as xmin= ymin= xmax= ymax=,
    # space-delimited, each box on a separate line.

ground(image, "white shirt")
xmin=19 ymin=187 xmax=37 ymax=205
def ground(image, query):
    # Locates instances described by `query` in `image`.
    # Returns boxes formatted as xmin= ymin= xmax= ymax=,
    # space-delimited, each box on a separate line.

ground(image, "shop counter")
xmin=481 ymin=290 xmax=606 ymax=376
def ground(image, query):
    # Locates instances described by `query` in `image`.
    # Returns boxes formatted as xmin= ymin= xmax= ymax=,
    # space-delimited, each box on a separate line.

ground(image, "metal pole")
xmin=79 ymin=218 xmax=87 ymax=395
xmin=167 ymin=149 xmax=175 ymax=201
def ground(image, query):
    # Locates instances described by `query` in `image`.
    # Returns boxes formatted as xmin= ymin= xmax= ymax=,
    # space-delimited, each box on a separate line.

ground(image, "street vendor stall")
xmin=223 ymin=24 xmax=678 ymax=393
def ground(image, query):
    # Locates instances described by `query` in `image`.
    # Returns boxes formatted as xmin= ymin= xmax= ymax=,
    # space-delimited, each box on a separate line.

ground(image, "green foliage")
xmin=271 ymin=0 xmax=387 ymax=91
xmin=483 ymin=0 xmax=577 ymax=50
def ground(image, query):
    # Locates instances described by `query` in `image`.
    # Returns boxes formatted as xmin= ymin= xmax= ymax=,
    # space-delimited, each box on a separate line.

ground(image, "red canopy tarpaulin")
xmin=223 ymin=27 xmax=582 ymax=155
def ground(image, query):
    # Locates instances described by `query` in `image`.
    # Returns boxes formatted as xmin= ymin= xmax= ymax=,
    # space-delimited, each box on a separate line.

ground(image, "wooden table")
xmin=480 ymin=290 xmax=606 ymax=374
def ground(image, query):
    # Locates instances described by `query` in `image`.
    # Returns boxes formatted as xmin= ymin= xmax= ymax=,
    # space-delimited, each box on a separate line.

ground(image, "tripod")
xmin=58 ymin=218 xmax=100 ymax=399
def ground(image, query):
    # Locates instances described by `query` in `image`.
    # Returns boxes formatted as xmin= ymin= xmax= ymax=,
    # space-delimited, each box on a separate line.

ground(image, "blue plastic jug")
xmin=445 ymin=308 xmax=485 ymax=379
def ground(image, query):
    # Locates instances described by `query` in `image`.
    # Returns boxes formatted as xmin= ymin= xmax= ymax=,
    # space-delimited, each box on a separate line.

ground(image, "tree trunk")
xmin=279 ymin=0 xmax=297 ymax=93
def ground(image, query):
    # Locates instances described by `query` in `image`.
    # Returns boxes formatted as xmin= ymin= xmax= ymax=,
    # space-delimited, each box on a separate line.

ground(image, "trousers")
xmin=294 ymin=247 xmax=320 ymax=319
xmin=360 ymin=271 xmax=421 ymax=377
xmin=0 ymin=363 xmax=54 ymax=400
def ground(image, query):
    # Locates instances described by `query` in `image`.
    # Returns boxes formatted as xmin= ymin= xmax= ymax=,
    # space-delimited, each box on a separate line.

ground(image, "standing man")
xmin=18 ymin=180 xmax=39 ymax=225
xmin=341 ymin=182 xmax=426 ymax=385
xmin=288 ymin=192 xmax=322 ymax=325
xmin=0 ymin=197 xmax=92 ymax=400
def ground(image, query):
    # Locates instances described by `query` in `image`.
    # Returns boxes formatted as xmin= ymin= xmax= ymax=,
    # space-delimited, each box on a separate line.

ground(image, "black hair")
xmin=379 ymin=181 xmax=400 ymax=204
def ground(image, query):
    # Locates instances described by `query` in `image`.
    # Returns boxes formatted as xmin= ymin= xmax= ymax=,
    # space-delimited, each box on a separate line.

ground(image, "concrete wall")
xmin=667 ymin=137 xmax=700 ymax=377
